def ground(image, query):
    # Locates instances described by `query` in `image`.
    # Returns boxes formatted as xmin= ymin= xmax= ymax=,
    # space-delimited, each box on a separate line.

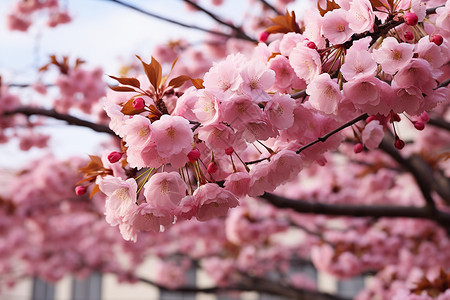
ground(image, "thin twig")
xmin=103 ymin=0 xmax=241 ymax=40
xmin=182 ymin=0 xmax=256 ymax=42
xmin=296 ymin=114 xmax=368 ymax=154
xmin=259 ymin=0 xmax=283 ymax=15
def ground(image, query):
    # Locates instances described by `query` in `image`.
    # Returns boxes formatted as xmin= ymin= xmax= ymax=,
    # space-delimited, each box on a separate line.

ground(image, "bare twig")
xmin=3 ymin=107 xmax=116 ymax=136
xmin=103 ymin=0 xmax=242 ymax=40
xmin=259 ymin=0 xmax=283 ymax=15
xmin=182 ymin=0 xmax=256 ymax=42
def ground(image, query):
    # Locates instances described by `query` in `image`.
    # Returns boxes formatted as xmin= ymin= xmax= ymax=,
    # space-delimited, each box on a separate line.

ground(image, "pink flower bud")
xmin=430 ymin=35 xmax=443 ymax=46
xmin=420 ymin=111 xmax=430 ymax=123
xmin=188 ymin=149 xmax=201 ymax=162
xmin=307 ymin=41 xmax=317 ymax=49
xmin=353 ymin=143 xmax=364 ymax=153
xmin=259 ymin=31 xmax=269 ymax=43
xmin=207 ymin=162 xmax=218 ymax=173
xmin=225 ymin=147 xmax=234 ymax=156
xmin=108 ymin=151 xmax=123 ymax=163
xmin=404 ymin=31 xmax=414 ymax=40
xmin=132 ymin=97 xmax=145 ymax=110
xmin=394 ymin=138 xmax=405 ymax=150
xmin=404 ymin=13 xmax=418 ymax=26
xmin=414 ymin=121 xmax=425 ymax=131
xmin=75 ymin=186 xmax=87 ymax=196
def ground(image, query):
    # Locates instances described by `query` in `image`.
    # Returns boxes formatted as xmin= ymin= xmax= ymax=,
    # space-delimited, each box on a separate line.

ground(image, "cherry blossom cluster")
xmin=0 ymin=156 xmax=149 ymax=290
xmin=93 ymin=0 xmax=449 ymax=244
xmin=7 ymin=0 xmax=71 ymax=32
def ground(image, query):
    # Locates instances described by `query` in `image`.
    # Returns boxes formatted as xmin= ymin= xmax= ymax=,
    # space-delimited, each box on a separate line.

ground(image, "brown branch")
xmin=428 ymin=116 xmax=450 ymax=131
xmin=3 ymin=107 xmax=116 ymax=136
xmin=139 ymin=276 xmax=349 ymax=300
xmin=259 ymin=0 xmax=283 ymax=15
xmin=296 ymin=113 xmax=368 ymax=154
xmin=260 ymin=192 xmax=450 ymax=229
xmin=378 ymin=133 xmax=438 ymax=209
xmin=182 ymin=0 xmax=257 ymax=42
xmin=103 ymin=0 xmax=242 ymax=40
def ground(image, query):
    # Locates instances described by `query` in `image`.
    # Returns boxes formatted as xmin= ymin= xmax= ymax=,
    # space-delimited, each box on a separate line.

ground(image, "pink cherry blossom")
xmin=224 ymin=172 xmax=252 ymax=197
xmin=123 ymin=115 xmax=152 ymax=149
xmin=143 ymin=172 xmax=188 ymax=219
xmin=268 ymin=55 xmax=298 ymax=92
xmin=264 ymin=93 xmax=295 ymax=130
xmin=151 ymin=114 xmax=193 ymax=158
xmin=193 ymin=184 xmax=239 ymax=221
xmin=347 ymin=0 xmax=375 ymax=33
xmin=306 ymin=73 xmax=342 ymax=114
xmin=362 ymin=120 xmax=384 ymax=150
xmin=341 ymin=37 xmax=377 ymax=81
xmin=279 ymin=32 xmax=305 ymax=56
xmin=239 ymin=60 xmax=275 ymax=102
xmin=322 ymin=9 xmax=353 ymax=45
xmin=392 ymin=58 xmax=438 ymax=95
xmin=372 ymin=37 xmax=414 ymax=75
xmin=221 ymin=95 xmax=263 ymax=130
xmin=289 ymin=42 xmax=322 ymax=84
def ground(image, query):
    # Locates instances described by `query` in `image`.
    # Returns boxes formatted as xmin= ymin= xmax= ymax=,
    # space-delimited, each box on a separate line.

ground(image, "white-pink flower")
xmin=289 ymin=42 xmax=322 ymax=84
xmin=306 ymin=73 xmax=341 ymax=114
xmin=372 ymin=37 xmax=414 ymax=75
xmin=362 ymin=120 xmax=384 ymax=150
xmin=322 ymin=9 xmax=353 ymax=45
xmin=239 ymin=60 xmax=275 ymax=102
xmin=341 ymin=37 xmax=377 ymax=81
xmin=347 ymin=0 xmax=375 ymax=33
xmin=123 ymin=115 xmax=152 ymax=150
xmin=193 ymin=184 xmax=239 ymax=221
xmin=151 ymin=115 xmax=193 ymax=158
xmin=265 ymin=93 xmax=296 ymax=130
xmin=143 ymin=172 xmax=188 ymax=219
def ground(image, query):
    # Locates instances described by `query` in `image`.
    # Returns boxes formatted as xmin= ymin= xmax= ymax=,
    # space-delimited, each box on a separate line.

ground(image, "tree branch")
xmin=296 ymin=114 xmax=368 ymax=154
xmin=260 ymin=192 xmax=450 ymax=229
xmin=103 ymin=0 xmax=253 ymax=41
xmin=182 ymin=0 xmax=257 ymax=42
xmin=428 ymin=116 xmax=450 ymax=131
xmin=259 ymin=0 xmax=283 ymax=15
xmin=3 ymin=107 xmax=116 ymax=136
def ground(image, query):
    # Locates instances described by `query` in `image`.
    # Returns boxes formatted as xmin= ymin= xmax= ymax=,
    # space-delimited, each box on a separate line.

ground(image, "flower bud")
xmin=366 ymin=116 xmax=376 ymax=123
xmin=188 ymin=149 xmax=201 ymax=162
xmin=307 ymin=41 xmax=317 ymax=49
xmin=132 ymin=97 xmax=145 ymax=110
xmin=353 ymin=143 xmax=364 ymax=153
xmin=108 ymin=151 xmax=123 ymax=163
xmin=225 ymin=147 xmax=234 ymax=156
xmin=207 ymin=162 xmax=218 ymax=173
xmin=259 ymin=31 xmax=269 ymax=43
xmin=430 ymin=35 xmax=443 ymax=46
xmin=414 ymin=121 xmax=425 ymax=131
xmin=75 ymin=186 xmax=87 ymax=196
xmin=404 ymin=13 xmax=418 ymax=26
xmin=404 ymin=31 xmax=414 ymax=41
xmin=394 ymin=138 xmax=405 ymax=150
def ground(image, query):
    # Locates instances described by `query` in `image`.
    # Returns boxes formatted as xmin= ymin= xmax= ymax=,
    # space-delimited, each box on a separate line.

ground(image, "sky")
xmin=0 ymin=0 xmax=307 ymax=169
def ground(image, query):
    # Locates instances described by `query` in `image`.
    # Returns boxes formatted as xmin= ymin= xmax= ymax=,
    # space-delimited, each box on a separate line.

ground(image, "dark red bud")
xmin=75 ymin=186 xmax=87 ymax=196
xmin=225 ymin=147 xmax=234 ymax=156
xmin=404 ymin=31 xmax=414 ymax=41
xmin=259 ymin=31 xmax=269 ymax=43
xmin=207 ymin=162 xmax=218 ymax=173
xmin=132 ymin=97 xmax=145 ymax=110
xmin=404 ymin=13 xmax=418 ymax=26
xmin=414 ymin=121 xmax=425 ymax=131
xmin=354 ymin=143 xmax=364 ymax=153
xmin=188 ymin=149 xmax=201 ymax=162
xmin=430 ymin=34 xmax=443 ymax=46
xmin=307 ymin=41 xmax=317 ymax=49
xmin=394 ymin=138 xmax=405 ymax=150
xmin=108 ymin=151 xmax=123 ymax=163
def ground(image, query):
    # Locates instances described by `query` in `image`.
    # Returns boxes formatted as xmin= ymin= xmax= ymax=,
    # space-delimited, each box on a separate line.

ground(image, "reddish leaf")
xmin=108 ymin=75 xmax=141 ymax=88
xmin=369 ymin=0 xmax=388 ymax=10
xmin=266 ymin=10 xmax=301 ymax=34
xmin=168 ymin=75 xmax=191 ymax=89
xmin=90 ymin=184 xmax=101 ymax=199
xmin=190 ymin=78 xmax=205 ymax=89
xmin=121 ymin=97 xmax=146 ymax=115
xmin=79 ymin=155 xmax=104 ymax=175
xmin=149 ymin=56 xmax=162 ymax=90
xmin=109 ymin=85 xmax=138 ymax=92
xmin=317 ymin=0 xmax=341 ymax=17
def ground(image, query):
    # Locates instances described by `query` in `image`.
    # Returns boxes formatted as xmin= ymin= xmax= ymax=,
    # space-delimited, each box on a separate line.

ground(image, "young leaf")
xmin=317 ymin=0 xmax=341 ymax=17
xmin=190 ymin=78 xmax=205 ymax=89
xmin=266 ymin=10 xmax=301 ymax=34
xmin=168 ymin=75 xmax=191 ymax=89
xmin=108 ymin=75 xmax=141 ymax=88
xmin=149 ymin=56 xmax=162 ymax=90
xmin=109 ymin=85 xmax=138 ymax=92
xmin=90 ymin=184 xmax=101 ymax=199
